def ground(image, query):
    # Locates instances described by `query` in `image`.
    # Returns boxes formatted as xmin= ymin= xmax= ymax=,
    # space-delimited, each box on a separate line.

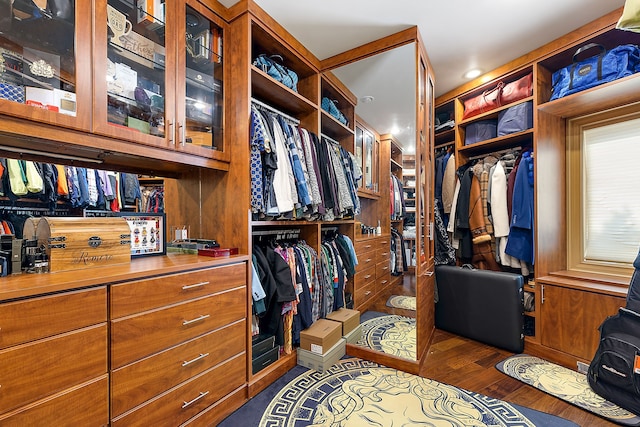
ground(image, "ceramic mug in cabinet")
xmin=107 ymin=4 xmax=132 ymax=45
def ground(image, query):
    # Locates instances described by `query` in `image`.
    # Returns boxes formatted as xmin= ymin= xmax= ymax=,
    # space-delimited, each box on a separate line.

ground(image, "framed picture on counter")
xmin=117 ymin=212 xmax=166 ymax=257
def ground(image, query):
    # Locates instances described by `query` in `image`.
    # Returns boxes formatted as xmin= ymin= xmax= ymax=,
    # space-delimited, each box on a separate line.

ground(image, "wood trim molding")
xmin=320 ymin=26 xmax=418 ymax=71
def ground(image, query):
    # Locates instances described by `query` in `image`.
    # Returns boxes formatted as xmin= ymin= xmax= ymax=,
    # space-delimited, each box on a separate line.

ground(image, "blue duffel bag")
xmin=550 ymin=43 xmax=640 ymax=100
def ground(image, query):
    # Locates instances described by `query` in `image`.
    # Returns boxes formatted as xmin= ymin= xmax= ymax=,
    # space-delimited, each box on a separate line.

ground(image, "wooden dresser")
xmin=0 ymin=287 xmax=109 ymax=425
xmin=0 ymin=254 xmax=249 ymax=426
xmin=353 ymin=235 xmax=392 ymax=310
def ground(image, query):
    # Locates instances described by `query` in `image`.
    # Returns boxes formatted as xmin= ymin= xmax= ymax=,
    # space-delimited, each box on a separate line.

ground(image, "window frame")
xmin=566 ymin=104 xmax=640 ymax=280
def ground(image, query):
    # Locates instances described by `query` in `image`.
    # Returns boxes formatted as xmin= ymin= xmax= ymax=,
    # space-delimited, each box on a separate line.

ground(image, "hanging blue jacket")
xmin=505 ymin=150 xmax=534 ymax=264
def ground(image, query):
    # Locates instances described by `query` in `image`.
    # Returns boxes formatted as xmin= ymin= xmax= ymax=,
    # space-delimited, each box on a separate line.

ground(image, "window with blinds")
xmin=567 ymin=105 xmax=640 ymax=278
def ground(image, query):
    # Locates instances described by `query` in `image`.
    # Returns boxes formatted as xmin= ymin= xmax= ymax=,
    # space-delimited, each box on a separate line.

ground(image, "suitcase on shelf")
xmin=435 ymin=265 xmax=525 ymax=353
xmin=464 ymin=120 xmax=497 ymax=145
xmin=497 ymin=101 xmax=533 ymax=136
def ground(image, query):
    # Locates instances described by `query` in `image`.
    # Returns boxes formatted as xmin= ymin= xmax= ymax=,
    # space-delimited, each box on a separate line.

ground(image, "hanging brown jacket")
xmin=468 ymin=173 xmax=501 ymax=271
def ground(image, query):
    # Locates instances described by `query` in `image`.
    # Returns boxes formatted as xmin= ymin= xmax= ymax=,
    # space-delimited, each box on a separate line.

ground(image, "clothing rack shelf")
xmin=251 ymin=97 xmax=300 ymax=125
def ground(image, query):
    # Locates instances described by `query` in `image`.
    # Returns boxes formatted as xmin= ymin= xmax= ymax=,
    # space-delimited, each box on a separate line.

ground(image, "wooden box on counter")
xmin=36 ymin=217 xmax=132 ymax=272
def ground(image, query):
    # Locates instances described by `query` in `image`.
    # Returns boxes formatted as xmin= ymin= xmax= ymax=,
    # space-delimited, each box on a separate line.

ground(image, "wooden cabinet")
xmin=0 ymin=287 xmax=109 ymax=425
xmin=93 ymin=0 xmax=228 ymax=161
xmin=0 ymin=1 xmax=93 ymax=131
xmin=109 ymin=261 xmax=247 ymax=424
xmin=539 ymin=281 xmax=624 ymax=361
xmin=435 ymin=7 xmax=639 ymax=367
xmin=353 ymin=235 xmax=392 ymax=310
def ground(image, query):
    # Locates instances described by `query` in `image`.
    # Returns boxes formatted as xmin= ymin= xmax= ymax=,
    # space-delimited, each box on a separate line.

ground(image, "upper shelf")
xmin=538 ymin=73 xmax=640 ymax=118
xmin=251 ymin=66 xmax=317 ymax=116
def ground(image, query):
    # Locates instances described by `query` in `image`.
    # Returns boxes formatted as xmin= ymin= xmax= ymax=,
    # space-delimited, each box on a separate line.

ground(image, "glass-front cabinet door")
xmin=94 ymin=0 xmax=172 ymax=147
xmin=0 ymin=0 xmax=91 ymax=130
xmin=355 ymin=120 xmax=379 ymax=195
xmin=94 ymin=0 xmax=226 ymax=160
xmin=175 ymin=1 xmax=226 ymax=160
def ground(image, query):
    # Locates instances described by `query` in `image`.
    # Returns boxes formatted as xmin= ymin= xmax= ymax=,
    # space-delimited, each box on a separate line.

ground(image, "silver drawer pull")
xmin=380 ymin=252 xmax=388 ymax=256
xmin=363 ymin=244 xmax=372 ymax=249
xmin=365 ymin=258 xmax=373 ymax=263
xmin=182 ymin=281 xmax=209 ymax=290
xmin=364 ymin=291 xmax=372 ymax=296
xmin=382 ymin=266 xmax=389 ymax=271
xmin=182 ymin=352 xmax=210 ymax=367
xmin=182 ymin=314 xmax=210 ymax=326
xmin=181 ymin=391 xmax=209 ymax=409
xmin=364 ymin=274 xmax=372 ymax=279
xmin=381 ymin=280 xmax=388 ymax=285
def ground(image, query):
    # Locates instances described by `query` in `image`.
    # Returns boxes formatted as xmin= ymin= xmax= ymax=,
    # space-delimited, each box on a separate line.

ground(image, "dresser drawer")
xmin=111 ymin=288 xmax=246 ymax=368
xmin=111 ymin=320 xmax=246 ymax=417
xmin=354 ymin=264 xmax=376 ymax=289
xmin=377 ymin=237 xmax=391 ymax=250
xmin=111 ymin=353 xmax=246 ymax=427
xmin=377 ymin=248 xmax=391 ymax=264
xmin=356 ymin=249 xmax=377 ymax=271
xmin=111 ymin=262 xmax=246 ymax=318
xmin=0 ymin=376 xmax=109 ymax=427
xmin=0 ymin=323 xmax=107 ymax=415
xmin=355 ymin=280 xmax=376 ymax=307
xmin=377 ymin=273 xmax=392 ymax=294
xmin=354 ymin=238 xmax=377 ymax=254
xmin=0 ymin=287 xmax=106 ymax=350
xmin=376 ymin=260 xmax=390 ymax=278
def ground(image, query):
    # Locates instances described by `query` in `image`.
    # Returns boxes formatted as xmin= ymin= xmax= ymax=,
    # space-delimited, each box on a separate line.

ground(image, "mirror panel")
xmin=331 ymin=42 xmax=419 ymax=362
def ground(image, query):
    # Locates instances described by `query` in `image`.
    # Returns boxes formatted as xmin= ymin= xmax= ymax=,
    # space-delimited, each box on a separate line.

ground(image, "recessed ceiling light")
xmin=464 ymin=68 xmax=482 ymax=79
xmin=361 ymin=95 xmax=375 ymax=103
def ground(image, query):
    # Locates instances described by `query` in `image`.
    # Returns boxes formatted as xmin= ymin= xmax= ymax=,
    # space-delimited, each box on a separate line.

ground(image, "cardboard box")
xmin=344 ymin=324 xmax=362 ymax=344
xmin=297 ymin=338 xmax=345 ymax=373
xmin=300 ymin=318 xmax=342 ymax=354
xmin=326 ymin=308 xmax=360 ymax=336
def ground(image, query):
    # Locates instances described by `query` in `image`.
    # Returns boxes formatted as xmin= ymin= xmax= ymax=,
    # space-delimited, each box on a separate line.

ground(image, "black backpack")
xmin=587 ymin=251 xmax=640 ymax=415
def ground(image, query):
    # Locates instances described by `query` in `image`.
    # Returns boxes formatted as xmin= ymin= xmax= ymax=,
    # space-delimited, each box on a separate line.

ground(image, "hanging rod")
xmin=0 ymin=205 xmax=64 ymax=213
xmin=320 ymin=134 xmax=341 ymax=146
xmin=252 ymin=228 xmax=301 ymax=236
xmin=466 ymin=146 xmax=522 ymax=161
xmin=322 ymin=226 xmax=339 ymax=232
xmin=251 ymin=98 xmax=300 ymax=125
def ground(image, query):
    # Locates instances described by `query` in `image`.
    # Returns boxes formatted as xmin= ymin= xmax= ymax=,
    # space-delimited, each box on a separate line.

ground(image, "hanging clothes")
xmin=505 ymin=150 xmax=535 ymax=265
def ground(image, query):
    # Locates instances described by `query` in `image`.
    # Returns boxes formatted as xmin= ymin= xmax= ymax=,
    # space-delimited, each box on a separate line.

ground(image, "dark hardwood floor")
xmin=360 ymin=274 xmax=618 ymax=427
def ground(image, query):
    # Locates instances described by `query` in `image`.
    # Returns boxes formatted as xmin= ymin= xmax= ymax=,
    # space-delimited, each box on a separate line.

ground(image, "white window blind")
xmin=583 ymin=117 xmax=640 ymax=264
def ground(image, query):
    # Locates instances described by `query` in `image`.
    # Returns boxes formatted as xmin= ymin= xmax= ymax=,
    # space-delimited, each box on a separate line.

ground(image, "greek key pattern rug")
xmin=356 ymin=314 xmax=417 ymax=360
xmin=385 ymin=294 xmax=416 ymax=311
xmin=497 ymin=354 xmax=640 ymax=426
xmin=222 ymin=358 xmax=577 ymax=427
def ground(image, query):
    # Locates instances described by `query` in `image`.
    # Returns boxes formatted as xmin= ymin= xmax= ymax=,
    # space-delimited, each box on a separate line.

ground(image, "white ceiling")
xmin=221 ymin=0 xmax=626 ymax=149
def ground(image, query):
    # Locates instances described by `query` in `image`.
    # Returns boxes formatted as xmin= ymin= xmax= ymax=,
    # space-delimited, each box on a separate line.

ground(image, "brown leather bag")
xmin=462 ymin=82 xmax=503 ymax=120
xmin=500 ymin=72 xmax=533 ymax=105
